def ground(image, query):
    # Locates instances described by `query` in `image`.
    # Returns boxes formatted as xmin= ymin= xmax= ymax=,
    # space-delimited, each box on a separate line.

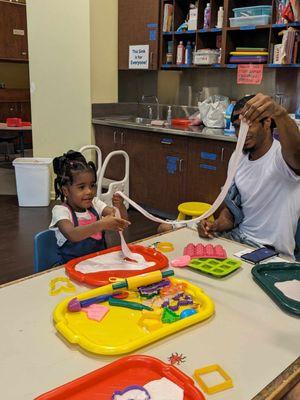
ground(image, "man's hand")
xmin=241 ymin=93 xmax=287 ymax=124
xmin=197 ymin=219 xmax=219 ymax=239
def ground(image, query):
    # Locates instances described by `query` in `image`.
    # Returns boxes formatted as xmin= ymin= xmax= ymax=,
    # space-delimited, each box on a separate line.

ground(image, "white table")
xmin=1 ymin=228 xmax=299 ymax=400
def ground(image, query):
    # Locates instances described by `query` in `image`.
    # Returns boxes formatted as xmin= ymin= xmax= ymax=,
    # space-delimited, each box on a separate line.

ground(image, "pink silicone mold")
xmin=183 ymin=243 xmax=227 ymax=259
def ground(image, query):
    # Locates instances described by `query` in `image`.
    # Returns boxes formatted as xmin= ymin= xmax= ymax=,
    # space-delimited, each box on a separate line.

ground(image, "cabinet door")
xmin=137 ymin=132 xmax=187 ymax=215
xmin=0 ymin=2 xmax=28 ymax=61
xmin=186 ymin=138 xmax=235 ymax=205
xmin=118 ymin=0 xmax=160 ymax=70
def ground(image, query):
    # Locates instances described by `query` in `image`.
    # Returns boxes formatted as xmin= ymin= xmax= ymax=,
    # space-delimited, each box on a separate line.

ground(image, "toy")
xmin=189 ymin=258 xmax=241 ymax=277
xmin=68 ymin=292 xmax=121 ymax=312
xmin=49 ymin=277 xmax=76 ymax=296
xmin=82 ymin=304 xmax=109 ymax=322
xmin=112 ymin=385 xmax=151 ymax=400
xmin=193 ymin=364 xmax=233 ymax=394
xmin=113 ymin=270 xmax=174 ymax=290
xmin=184 ymin=243 xmax=227 ymax=259
xmin=171 ymin=255 xmax=191 ymax=268
xmin=162 ymin=307 xmax=180 ymax=323
xmin=138 ymin=279 xmax=171 ymax=296
xmin=157 ymin=242 xmax=174 ymax=253
xmin=168 ymin=352 xmax=186 ymax=366
xmin=180 ymin=309 xmax=197 ymax=319
xmin=109 ymin=297 xmax=153 ymax=311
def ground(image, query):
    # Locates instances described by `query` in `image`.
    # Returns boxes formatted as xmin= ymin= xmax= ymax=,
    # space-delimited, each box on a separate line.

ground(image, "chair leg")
xmin=177 ymin=212 xmax=186 ymax=221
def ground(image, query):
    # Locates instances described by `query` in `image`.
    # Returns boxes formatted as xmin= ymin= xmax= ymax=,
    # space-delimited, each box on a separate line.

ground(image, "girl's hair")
xmin=53 ymin=150 xmax=97 ymax=201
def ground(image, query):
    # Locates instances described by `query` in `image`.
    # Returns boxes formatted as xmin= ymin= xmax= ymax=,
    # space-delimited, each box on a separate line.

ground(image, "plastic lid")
xmin=12 ymin=157 xmax=53 ymax=165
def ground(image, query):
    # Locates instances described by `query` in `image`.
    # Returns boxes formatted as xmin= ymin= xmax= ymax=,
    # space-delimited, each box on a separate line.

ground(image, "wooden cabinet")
xmin=0 ymin=1 xmax=28 ymax=61
xmin=95 ymin=124 xmax=235 ymax=216
xmin=118 ymin=0 xmax=160 ymax=70
xmin=186 ymin=138 xmax=234 ymax=205
xmin=0 ymin=89 xmax=31 ymax=122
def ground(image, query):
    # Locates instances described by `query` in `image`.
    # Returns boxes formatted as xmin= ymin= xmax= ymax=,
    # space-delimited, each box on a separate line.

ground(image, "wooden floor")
xmin=0 ymin=195 xmax=158 ymax=285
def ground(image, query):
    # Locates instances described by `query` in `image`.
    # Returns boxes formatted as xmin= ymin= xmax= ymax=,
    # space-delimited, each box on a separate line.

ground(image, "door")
xmin=186 ymin=138 xmax=235 ymax=205
xmin=0 ymin=2 xmax=28 ymax=61
xmin=118 ymin=0 xmax=160 ymax=70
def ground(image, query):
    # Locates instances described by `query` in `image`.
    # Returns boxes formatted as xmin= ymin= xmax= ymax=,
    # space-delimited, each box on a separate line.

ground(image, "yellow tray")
xmin=53 ymin=277 xmax=214 ymax=355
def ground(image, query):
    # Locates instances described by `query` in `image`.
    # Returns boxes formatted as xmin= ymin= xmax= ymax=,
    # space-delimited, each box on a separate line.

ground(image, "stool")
xmin=177 ymin=202 xmax=214 ymax=222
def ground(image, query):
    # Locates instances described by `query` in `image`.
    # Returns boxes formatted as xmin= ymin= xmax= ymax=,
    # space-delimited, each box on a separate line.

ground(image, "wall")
xmin=90 ymin=0 xmax=118 ymax=104
xmin=26 ymin=0 xmax=92 ymax=159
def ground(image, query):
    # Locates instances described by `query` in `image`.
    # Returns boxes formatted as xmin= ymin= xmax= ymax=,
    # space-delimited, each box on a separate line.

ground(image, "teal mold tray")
xmin=188 ymin=258 xmax=242 ymax=277
xmin=251 ymin=262 xmax=300 ymax=316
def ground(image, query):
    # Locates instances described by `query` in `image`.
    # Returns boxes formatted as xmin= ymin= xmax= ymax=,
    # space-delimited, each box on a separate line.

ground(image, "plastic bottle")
xmin=216 ymin=6 xmax=224 ymax=28
xmin=185 ymin=41 xmax=192 ymax=65
xmin=176 ymin=41 xmax=185 ymax=65
xmin=203 ymin=3 xmax=211 ymax=29
xmin=167 ymin=105 xmax=172 ymax=125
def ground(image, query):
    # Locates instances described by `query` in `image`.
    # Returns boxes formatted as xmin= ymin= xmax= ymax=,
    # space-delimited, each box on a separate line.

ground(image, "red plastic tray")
xmin=35 ymin=355 xmax=205 ymax=400
xmin=171 ymin=118 xmax=191 ymax=126
xmin=65 ymin=244 xmax=169 ymax=286
xmin=184 ymin=243 xmax=227 ymax=259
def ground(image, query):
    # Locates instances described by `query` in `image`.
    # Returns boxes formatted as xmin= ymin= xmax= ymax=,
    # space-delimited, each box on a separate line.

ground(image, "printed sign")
xmin=13 ymin=29 xmax=25 ymax=36
xmin=237 ymin=64 xmax=263 ymax=85
xmin=129 ymin=45 xmax=149 ymax=69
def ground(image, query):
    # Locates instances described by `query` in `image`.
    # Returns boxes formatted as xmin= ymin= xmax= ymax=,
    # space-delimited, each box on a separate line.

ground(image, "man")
xmin=198 ymin=93 xmax=300 ymax=259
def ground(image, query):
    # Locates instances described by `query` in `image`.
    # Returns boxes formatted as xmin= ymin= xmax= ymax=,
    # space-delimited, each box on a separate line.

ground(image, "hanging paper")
xmin=129 ymin=45 xmax=149 ymax=69
xmin=237 ymin=64 xmax=263 ymax=85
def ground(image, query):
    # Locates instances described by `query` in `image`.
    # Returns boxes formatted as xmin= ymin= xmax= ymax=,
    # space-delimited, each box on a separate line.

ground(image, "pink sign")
xmin=237 ymin=64 xmax=263 ymax=85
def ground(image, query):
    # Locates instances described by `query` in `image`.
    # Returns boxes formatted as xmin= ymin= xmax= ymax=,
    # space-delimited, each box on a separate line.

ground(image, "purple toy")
xmin=112 ymin=385 xmax=151 ymax=400
xmin=138 ymin=279 xmax=171 ymax=296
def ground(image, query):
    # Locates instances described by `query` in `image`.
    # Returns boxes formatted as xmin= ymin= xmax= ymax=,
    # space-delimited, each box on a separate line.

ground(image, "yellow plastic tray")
xmin=53 ymin=277 xmax=214 ymax=355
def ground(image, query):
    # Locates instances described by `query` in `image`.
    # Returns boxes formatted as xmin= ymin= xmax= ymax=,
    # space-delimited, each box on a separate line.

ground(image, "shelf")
xmin=0 ymin=57 xmax=28 ymax=63
xmin=272 ymin=22 xmax=300 ymax=29
xmin=268 ymin=63 xmax=300 ymax=68
xmin=162 ymin=63 xmax=223 ymax=69
xmin=198 ymin=28 xmax=222 ymax=33
xmin=163 ymin=30 xmax=197 ymax=35
xmin=227 ymin=25 xmax=271 ymax=31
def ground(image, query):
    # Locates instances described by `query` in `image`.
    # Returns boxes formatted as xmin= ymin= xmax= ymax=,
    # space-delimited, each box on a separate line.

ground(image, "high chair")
xmin=177 ymin=202 xmax=214 ymax=222
xmin=79 ymin=145 xmax=130 ymax=208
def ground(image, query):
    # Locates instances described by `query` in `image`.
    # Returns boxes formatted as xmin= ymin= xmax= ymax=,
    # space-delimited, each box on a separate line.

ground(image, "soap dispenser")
xmin=167 ymin=105 xmax=172 ymax=125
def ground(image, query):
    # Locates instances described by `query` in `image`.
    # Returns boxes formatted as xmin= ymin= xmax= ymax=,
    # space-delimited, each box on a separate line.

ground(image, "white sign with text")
xmin=129 ymin=45 xmax=149 ymax=69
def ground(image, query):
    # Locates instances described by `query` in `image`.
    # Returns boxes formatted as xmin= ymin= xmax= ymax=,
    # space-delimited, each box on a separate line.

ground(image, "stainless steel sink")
xmin=102 ymin=115 xmax=153 ymax=126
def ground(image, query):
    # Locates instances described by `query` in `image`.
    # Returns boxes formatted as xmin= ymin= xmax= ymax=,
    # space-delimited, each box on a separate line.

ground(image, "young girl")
xmin=49 ymin=150 xmax=130 ymax=263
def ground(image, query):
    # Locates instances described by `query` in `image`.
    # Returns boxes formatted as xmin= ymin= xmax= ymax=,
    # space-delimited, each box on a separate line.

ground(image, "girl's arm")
xmin=57 ymin=215 xmax=130 ymax=243
xmin=112 ymin=193 xmax=129 ymax=220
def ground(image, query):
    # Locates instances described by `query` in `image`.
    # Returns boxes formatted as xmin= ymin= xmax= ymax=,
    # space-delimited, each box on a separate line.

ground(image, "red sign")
xmin=237 ymin=64 xmax=263 ymax=85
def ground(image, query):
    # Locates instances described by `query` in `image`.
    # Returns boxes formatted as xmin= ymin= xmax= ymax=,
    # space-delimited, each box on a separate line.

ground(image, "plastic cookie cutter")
xmin=171 ymin=255 xmax=191 ymax=268
xmin=49 ymin=277 xmax=76 ymax=296
xmin=157 ymin=242 xmax=174 ymax=253
xmin=193 ymin=364 xmax=233 ymax=394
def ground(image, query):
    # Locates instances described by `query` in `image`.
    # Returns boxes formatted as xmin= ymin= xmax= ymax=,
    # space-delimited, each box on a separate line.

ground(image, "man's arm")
xmin=241 ymin=93 xmax=300 ymax=175
xmin=198 ymin=206 xmax=234 ymax=238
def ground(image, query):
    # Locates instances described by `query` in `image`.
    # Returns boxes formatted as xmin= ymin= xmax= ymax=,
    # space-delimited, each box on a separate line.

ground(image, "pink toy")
xmin=184 ymin=243 xmax=227 ymax=259
xmin=82 ymin=304 xmax=109 ymax=321
xmin=171 ymin=255 xmax=191 ymax=268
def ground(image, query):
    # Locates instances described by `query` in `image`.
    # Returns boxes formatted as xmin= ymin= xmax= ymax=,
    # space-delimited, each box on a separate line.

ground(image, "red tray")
xmin=35 ymin=355 xmax=205 ymax=400
xmin=171 ymin=118 xmax=191 ymax=126
xmin=65 ymin=244 xmax=169 ymax=286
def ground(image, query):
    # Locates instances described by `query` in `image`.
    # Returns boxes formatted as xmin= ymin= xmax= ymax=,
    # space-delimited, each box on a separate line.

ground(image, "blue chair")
xmin=34 ymin=229 xmax=61 ymax=273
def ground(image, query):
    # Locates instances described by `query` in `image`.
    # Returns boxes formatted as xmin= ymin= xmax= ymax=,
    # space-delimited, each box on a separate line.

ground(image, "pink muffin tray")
xmin=184 ymin=243 xmax=227 ymax=260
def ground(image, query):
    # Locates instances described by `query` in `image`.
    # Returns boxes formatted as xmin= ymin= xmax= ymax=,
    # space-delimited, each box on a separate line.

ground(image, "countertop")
xmin=92 ymin=116 xmax=237 ymax=143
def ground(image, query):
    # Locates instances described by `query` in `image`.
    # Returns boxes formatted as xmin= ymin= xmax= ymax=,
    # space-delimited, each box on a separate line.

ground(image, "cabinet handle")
xmin=121 ymin=131 xmax=125 ymax=145
xmin=179 ymin=159 xmax=184 ymax=172
xmin=113 ymin=131 xmax=117 ymax=144
xmin=221 ymin=147 xmax=224 ymax=162
xmin=21 ymin=51 xmax=27 ymax=56
xmin=150 ymin=52 xmax=154 ymax=68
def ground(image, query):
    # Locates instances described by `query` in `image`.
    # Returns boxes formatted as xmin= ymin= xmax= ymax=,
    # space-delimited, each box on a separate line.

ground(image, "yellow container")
xmin=177 ymin=201 xmax=214 ymax=222
xmin=53 ymin=276 xmax=214 ymax=355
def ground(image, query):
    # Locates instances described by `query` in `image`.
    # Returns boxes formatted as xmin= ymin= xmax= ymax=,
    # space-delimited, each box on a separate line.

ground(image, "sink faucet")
xmin=141 ymin=95 xmax=160 ymax=120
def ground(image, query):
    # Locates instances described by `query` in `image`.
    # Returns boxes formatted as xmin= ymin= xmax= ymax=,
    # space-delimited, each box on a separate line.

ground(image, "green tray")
xmin=188 ymin=258 xmax=242 ymax=277
xmin=252 ymin=262 xmax=300 ymax=316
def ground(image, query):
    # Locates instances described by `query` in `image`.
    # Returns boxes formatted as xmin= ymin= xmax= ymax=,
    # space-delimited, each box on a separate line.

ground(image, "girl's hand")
xmin=101 ymin=215 xmax=130 ymax=232
xmin=112 ymin=193 xmax=124 ymax=209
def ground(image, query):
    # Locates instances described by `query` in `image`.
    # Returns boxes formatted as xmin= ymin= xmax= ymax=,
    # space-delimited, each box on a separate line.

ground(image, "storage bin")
xmin=233 ymin=6 xmax=272 ymax=18
xmin=13 ymin=157 xmax=53 ymax=207
xmin=194 ymin=49 xmax=219 ymax=65
xmin=229 ymin=15 xmax=271 ymax=27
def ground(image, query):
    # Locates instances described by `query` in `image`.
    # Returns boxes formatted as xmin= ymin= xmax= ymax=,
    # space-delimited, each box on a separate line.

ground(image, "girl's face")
xmin=62 ymin=170 xmax=97 ymax=211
